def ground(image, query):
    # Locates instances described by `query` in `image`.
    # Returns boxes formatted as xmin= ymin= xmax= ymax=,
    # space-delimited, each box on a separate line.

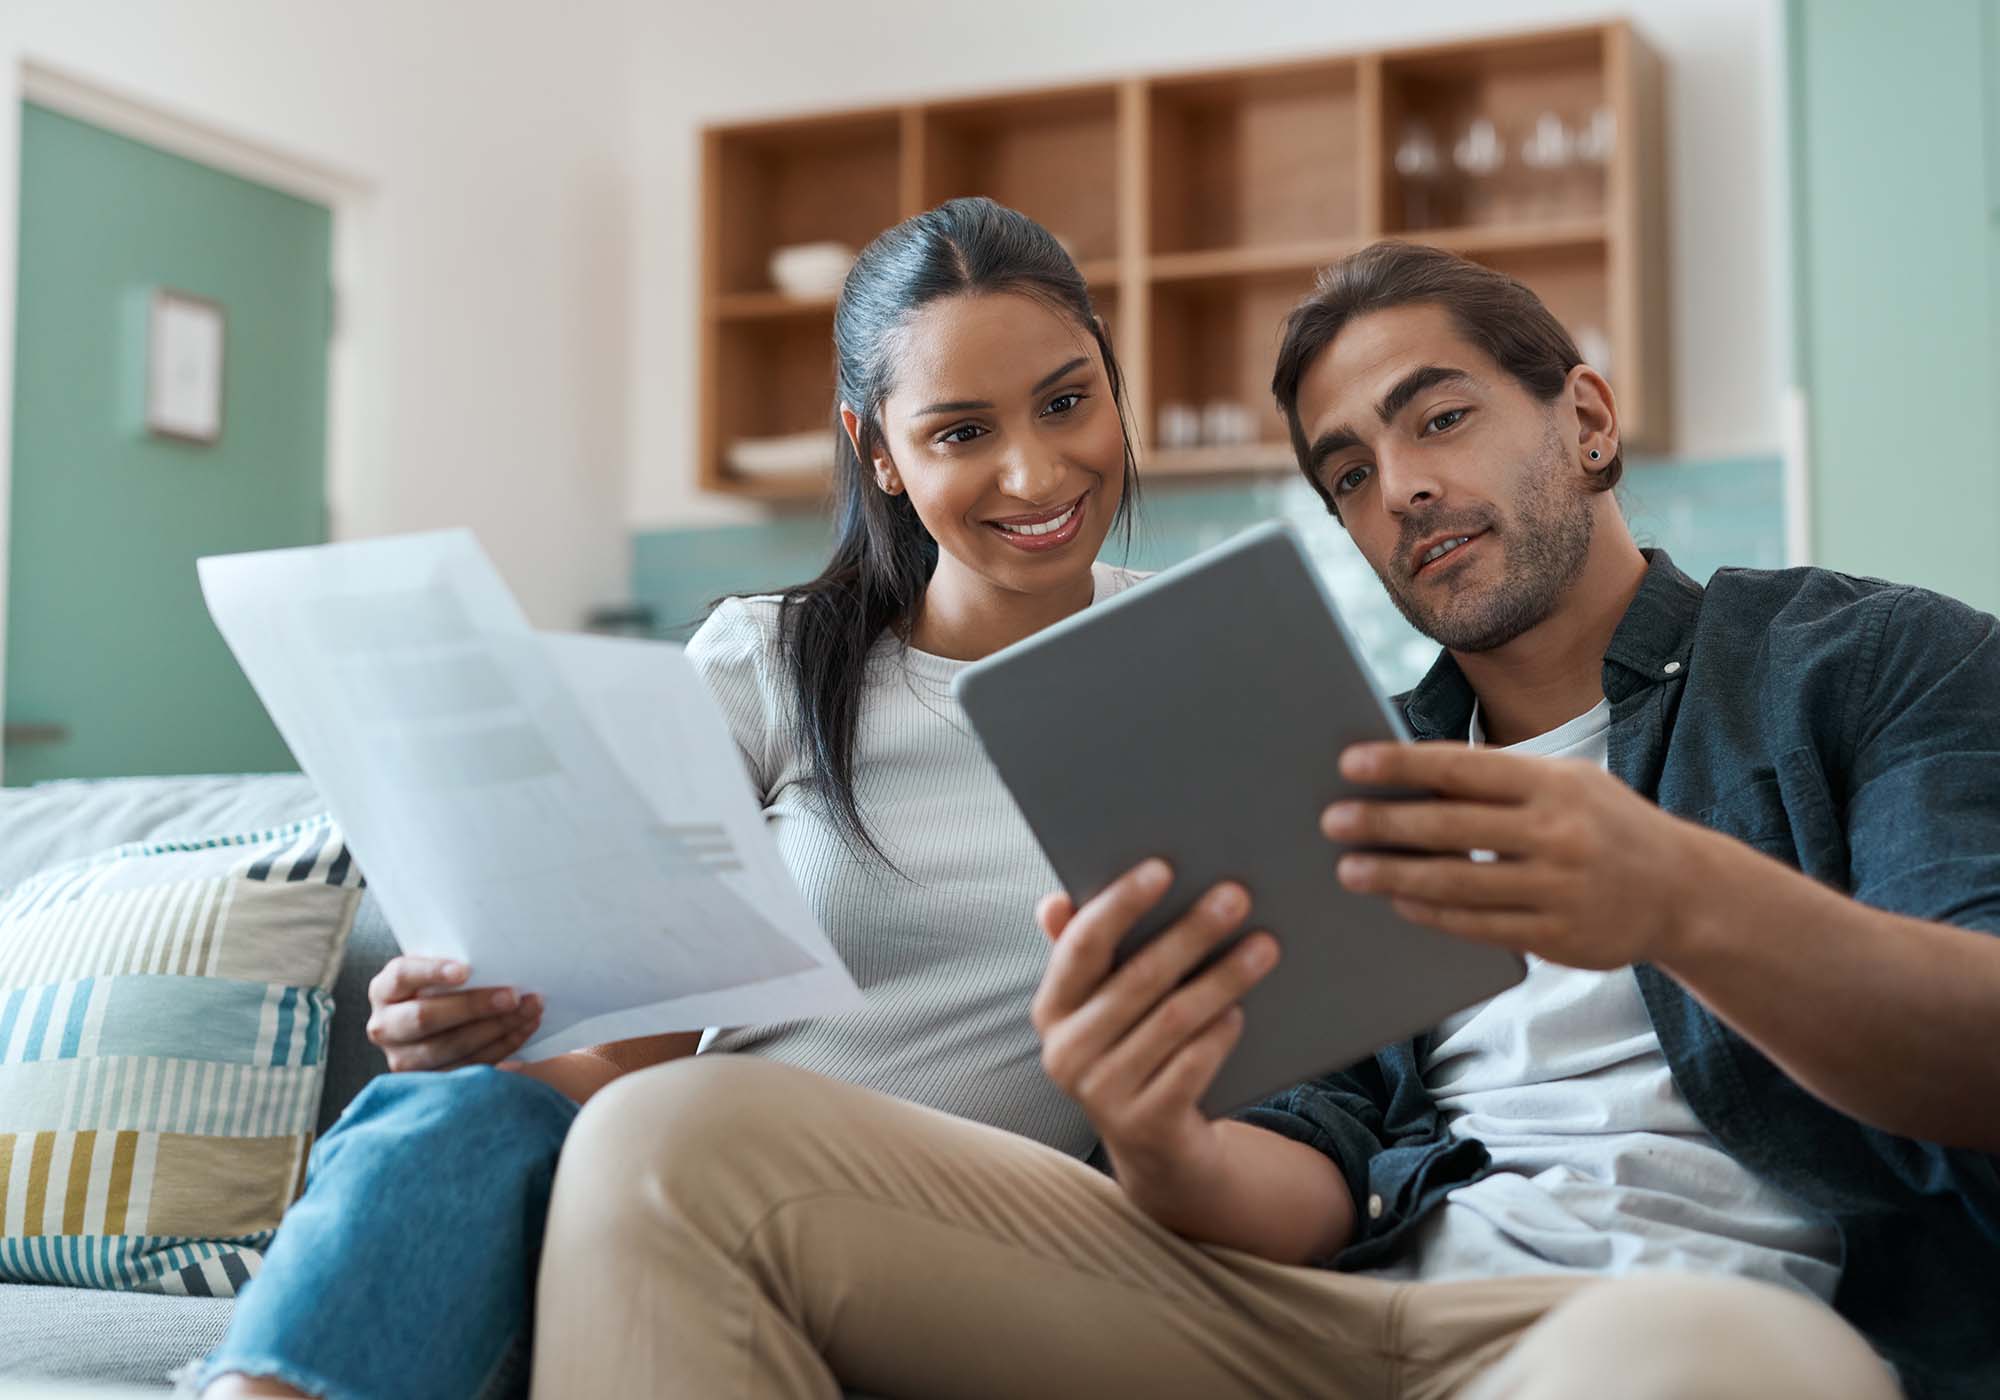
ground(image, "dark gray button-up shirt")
xmin=1243 ymin=550 xmax=2000 ymax=1399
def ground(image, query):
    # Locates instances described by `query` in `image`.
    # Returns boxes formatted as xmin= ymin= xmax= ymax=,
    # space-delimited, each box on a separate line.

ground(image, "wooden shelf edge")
xmin=1142 ymin=443 xmax=1299 ymax=477
xmin=1148 ymin=241 xmax=1362 ymax=283
xmin=1144 ymin=219 xmax=1609 ymax=285
xmin=712 ymin=291 xmax=840 ymax=321
xmin=1390 ymin=217 xmax=1609 ymax=258
xmin=704 ymin=469 xmax=833 ymax=501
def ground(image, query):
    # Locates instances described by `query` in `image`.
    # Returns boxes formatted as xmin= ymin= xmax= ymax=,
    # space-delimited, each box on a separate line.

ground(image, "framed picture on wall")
xmin=146 ymin=288 xmax=226 ymax=445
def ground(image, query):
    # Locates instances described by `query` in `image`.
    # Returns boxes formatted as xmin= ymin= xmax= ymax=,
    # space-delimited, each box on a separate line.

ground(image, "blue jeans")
xmin=190 ymin=1067 xmax=580 ymax=1400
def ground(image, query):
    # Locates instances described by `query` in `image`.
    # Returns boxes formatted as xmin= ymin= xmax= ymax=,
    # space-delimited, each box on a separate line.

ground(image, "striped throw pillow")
xmin=0 ymin=816 xmax=361 ymax=1296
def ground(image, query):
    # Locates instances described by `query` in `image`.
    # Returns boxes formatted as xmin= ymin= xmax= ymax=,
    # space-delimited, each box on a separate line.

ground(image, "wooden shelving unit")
xmin=700 ymin=21 xmax=1666 ymax=499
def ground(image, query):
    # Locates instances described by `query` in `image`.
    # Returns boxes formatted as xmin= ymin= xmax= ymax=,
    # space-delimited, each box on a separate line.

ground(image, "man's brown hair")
xmin=1271 ymin=241 xmax=1621 ymax=517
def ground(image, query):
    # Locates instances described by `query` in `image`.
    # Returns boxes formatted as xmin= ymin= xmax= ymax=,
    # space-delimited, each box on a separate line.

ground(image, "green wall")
xmin=1789 ymin=0 xmax=2000 ymax=613
xmin=5 ymin=104 xmax=331 ymax=784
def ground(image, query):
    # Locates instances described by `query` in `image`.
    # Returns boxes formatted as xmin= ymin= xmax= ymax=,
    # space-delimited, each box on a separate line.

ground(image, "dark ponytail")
xmin=771 ymin=197 xmax=1139 ymax=865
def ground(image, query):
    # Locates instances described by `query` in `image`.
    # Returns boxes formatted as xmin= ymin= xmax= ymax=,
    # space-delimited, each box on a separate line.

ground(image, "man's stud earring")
xmin=1588 ymin=449 xmax=1602 ymax=461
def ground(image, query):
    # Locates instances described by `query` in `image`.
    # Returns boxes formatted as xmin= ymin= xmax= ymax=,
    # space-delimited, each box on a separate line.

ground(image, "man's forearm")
xmin=1663 ymin=827 xmax=2000 ymax=1151
xmin=1114 ymin=1121 xmax=1356 ymax=1265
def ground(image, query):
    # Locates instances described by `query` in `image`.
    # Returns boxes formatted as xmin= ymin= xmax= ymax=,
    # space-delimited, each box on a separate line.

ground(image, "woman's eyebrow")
xmin=912 ymin=357 xmax=1091 ymax=419
xmin=1030 ymin=356 xmax=1089 ymax=395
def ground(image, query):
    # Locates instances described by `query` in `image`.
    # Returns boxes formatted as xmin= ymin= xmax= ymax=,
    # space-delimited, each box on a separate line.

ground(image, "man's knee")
xmin=1479 ymin=1274 xmax=1899 ymax=1400
xmin=553 ymin=1057 xmax=838 ymax=1238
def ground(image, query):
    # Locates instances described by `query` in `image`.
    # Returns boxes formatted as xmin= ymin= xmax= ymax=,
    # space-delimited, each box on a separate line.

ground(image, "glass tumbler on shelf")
xmin=1573 ymin=106 xmax=1616 ymax=215
xmin=1451 ymin=117 xmax=1505 ymax=225
xmin=1518 ymin=111 xmax=1575 ymax=220
xmin=1393 ymin=122 xmax=1445 ymax=229
xmin=1157 ymin=402 xmax=1201 ymax=451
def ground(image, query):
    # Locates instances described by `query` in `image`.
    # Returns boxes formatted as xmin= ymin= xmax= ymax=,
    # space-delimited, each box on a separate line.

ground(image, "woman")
xmin=194 ymin=195 xmax=1144 ymax=1400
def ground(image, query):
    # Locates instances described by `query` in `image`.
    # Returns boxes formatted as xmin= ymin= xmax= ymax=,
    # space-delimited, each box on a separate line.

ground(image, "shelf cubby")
xmin=1148 ymin=269 xmax=1323 ymax=459
xmin=919 ymin=86 xmax=1122 ymax=268
xmin=1378 ymin=28 xmax=1610 ymax=236
xmin=706 ymin=114 xmax=903 ymax=296
xmin=1147 ymin=60 xmax=1362 ymax=257
xmin=699 ymin=21 xmax=1666 ymax=496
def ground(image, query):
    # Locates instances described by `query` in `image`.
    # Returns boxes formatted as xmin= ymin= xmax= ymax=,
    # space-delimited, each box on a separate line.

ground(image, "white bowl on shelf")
xmin=768 ymin=241 xmax=856 ymax=298
xmin=727 ymin=430 xmax=836 ymax=477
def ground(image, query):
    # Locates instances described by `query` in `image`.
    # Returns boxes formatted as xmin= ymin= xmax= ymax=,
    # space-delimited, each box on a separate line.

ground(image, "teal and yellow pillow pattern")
xmin=0 ymin=816 xmax=360 ymax=1295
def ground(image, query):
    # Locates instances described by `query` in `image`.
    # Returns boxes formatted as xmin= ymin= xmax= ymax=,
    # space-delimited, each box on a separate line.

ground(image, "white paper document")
xmin=198 ymin=529 xmax=864 ymax=1057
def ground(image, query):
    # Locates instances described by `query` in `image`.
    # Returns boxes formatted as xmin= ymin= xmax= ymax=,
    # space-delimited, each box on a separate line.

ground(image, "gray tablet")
xmin=954 ymin=520 xmax=1525 ymax=1116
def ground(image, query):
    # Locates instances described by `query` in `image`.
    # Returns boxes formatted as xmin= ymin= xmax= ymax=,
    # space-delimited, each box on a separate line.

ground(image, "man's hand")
xmin=1030 ymin=861 xmax=1357 ymax=1261
xmin=1031 ymin=859 xmax=1279 ymax=1205
xmin=1321 ymin=740 xmax=1711 ymax=970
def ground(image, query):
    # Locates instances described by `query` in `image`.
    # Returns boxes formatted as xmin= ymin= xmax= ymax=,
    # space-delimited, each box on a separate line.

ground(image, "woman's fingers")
xmin=368 ymin=985 xmax=523 ymax=1050
xmin=368 ymin=955 xmax=468 ymax=1008
xmin=392 ymin=996 xmax=543 ymax=1072
xmin=435 ymin=1003 xmax=544 ymax=1072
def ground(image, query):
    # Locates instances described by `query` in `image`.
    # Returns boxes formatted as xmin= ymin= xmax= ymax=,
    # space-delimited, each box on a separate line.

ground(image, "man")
xmin=530 ymin=243 xmax=2000 ymax=1400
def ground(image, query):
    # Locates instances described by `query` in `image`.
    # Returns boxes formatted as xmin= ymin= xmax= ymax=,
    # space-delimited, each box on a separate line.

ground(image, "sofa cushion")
xmin=0 ymin=817 xmax=361 ymax=1296
xmin=0 ymin=775 xmax=396 ymax=1133
xmin=0 ymin=1280 xmax=231 ymax=1387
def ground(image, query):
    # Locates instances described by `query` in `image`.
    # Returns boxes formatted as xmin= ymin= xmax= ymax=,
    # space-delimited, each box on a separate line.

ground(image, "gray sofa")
xmin=0 ymin=775 xmax=398 ymax=1392
xmin=1 ymin=774 xmax=889 ymax=1400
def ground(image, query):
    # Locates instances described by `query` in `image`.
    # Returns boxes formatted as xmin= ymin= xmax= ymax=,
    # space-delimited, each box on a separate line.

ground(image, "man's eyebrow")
xmin=1376 ymin=366 xmax=1475 ymax=424
xmin=913 ymin=356 xmax=1090 ymax=419
xmin=1306 ymin=428 xmax=1364 ymax=476
xmin=1306 ymin=366 xmax=1479 ymax=473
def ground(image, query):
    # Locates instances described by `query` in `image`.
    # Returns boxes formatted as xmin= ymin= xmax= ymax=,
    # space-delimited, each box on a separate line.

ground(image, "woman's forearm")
xmin=506 ymin=1032 xmax=702 ymax=1105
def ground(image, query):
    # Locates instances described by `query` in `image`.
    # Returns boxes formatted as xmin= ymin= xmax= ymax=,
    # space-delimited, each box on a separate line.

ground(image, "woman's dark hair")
xmin=1271 ymin=241 xmax=1621 ymax=519
xmin=768 ymin=196 xmax=1140 ymax=864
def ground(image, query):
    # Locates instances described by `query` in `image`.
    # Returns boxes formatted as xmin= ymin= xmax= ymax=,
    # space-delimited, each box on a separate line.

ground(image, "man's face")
xmin=1293 ymin=303 xmax=1594 ymax=653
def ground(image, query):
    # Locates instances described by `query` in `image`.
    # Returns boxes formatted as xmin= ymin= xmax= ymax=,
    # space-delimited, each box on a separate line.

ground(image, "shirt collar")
xmin=1401 ymin=548 xmax=1704 ymax=741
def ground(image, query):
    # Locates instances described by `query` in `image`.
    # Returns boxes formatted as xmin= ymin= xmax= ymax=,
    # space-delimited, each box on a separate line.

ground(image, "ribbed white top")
xmin=690 ymin=564 xmax=1143 ymax=1157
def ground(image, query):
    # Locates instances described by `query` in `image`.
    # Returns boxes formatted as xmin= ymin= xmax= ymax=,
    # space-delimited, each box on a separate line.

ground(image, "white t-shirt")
xmin=686 ymin=563 xmax=1145 ymax=1158
xmin=1368 ymin=698 xmax=1844 ymax=1302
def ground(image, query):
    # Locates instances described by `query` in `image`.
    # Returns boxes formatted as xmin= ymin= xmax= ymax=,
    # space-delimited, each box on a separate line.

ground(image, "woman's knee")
xmin=315 ymin=1066 xmax=576 ymax=1178
xmin=1485 ymin=1274 xmax=1898 ymax=1400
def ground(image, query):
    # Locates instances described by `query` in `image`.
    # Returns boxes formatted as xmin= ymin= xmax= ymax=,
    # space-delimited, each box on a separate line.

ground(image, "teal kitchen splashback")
xmin=634 ymin=455 xmax=1784 ymax=695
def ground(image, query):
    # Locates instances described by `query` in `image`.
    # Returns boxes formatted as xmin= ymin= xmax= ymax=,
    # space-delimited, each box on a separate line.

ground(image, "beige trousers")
xmin=530 ymin=1058 xmax=1900 ymax=1400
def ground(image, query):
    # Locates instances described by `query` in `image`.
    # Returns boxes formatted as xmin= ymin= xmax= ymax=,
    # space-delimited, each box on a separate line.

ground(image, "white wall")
xmin=0 ymin=0 xmax=638 ymax=641
xmin=625 ymin=0 xmax=1790 ymax=527
xmin=0 ymin=0 xmax=1790 ymax=639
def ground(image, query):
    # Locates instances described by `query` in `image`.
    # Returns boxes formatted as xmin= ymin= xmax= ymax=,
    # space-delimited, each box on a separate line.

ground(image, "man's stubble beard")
xmin=1377 ymin=422 xmax=1596 ymax=653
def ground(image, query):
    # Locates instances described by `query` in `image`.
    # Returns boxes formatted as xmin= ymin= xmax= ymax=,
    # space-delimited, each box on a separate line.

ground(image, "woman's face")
xmin=858 ymin=290 xmax=1126 ymax=600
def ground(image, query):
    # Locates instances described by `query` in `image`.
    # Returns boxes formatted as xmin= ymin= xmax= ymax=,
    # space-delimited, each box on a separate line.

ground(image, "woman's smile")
xmin=986 ymin=490 xmax=1090 ymax=553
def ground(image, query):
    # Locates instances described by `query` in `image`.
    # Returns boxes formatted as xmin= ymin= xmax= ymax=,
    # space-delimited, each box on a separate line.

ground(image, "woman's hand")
xmin=1031 ymin=860 xmax=1279 ymax=1213
xmin=365 ymin=956 xmax=544 ymax=1073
